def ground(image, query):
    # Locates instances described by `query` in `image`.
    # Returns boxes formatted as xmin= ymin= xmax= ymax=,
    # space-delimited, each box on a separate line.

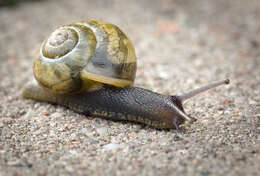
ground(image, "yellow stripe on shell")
xmin=80 ymin=70 xmax=134 ymax=87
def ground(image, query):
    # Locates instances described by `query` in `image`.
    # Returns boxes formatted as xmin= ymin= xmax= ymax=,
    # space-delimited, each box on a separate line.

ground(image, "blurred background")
xmin=0 ymin=0 xmax=259 ymax=92
xmin=0 ymin=0 xmax=259 ymax=175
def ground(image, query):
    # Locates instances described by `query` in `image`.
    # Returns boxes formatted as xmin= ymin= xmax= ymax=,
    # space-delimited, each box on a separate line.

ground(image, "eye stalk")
xmin=177 ymin=79 xmax=230 ymax=102
xmin=168 ymin=79 xmax=230 ymax=128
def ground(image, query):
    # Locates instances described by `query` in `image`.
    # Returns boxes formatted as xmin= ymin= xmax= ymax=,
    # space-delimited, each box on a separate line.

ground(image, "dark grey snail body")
xmin=22 ymin=79 xmax=229 ymax=129
xmin=22 ymin=19 xmax=230 ymax=129
xmin=23 ymin=83 xmax=187 ymax=129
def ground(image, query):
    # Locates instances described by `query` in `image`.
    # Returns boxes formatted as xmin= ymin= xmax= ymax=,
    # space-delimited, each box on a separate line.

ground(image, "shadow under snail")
xmin=22 ymin=19 xmax=230 ymax=129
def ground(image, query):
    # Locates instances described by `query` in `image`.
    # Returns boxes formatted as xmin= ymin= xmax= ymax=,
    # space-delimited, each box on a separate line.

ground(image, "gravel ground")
xmin=0 ymin=0 xmax=259 ymax=175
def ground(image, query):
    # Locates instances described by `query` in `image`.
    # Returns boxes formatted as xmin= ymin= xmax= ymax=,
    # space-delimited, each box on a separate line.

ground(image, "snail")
xmin=22 ymin=19 xmax=230 ymax=129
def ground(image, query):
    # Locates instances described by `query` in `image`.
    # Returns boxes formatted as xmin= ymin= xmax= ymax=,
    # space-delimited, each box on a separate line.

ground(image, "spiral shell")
xmin=33 ymin=19 xmax=137 ymax=94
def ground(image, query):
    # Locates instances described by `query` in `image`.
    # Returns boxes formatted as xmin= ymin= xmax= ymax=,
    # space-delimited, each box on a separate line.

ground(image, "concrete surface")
xmin=0 ymin=0 xmax=259 ymax=175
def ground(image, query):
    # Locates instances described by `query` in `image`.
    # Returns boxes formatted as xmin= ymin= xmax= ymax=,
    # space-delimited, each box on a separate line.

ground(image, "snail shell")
xmin=33 ymin=19 xmax=137 ymax=94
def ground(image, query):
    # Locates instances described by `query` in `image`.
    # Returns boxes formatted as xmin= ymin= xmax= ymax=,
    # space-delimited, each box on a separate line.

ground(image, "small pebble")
xmin=103 ymin=144 xmax=123 ymax=151
xmin=96 ymin=127 xmax=109 ymax=136
xmin=51 ymin=112 xmax=62 ymax=118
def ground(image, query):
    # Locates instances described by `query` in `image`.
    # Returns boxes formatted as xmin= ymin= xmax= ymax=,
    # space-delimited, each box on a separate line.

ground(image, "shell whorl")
xmin=33 ymin=20 xmax=137 ymax=95
xmin=42 ymin=28 xmax=78 ymax=58
xmin=34 ymin=23 xmax=97 ymax=94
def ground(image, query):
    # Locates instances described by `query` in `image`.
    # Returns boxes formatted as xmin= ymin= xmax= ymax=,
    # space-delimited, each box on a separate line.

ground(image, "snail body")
xmin=23 ymin=83 xmax=186 ymax=129
xmin=22 ymin=19 xmax=229 ymax=129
